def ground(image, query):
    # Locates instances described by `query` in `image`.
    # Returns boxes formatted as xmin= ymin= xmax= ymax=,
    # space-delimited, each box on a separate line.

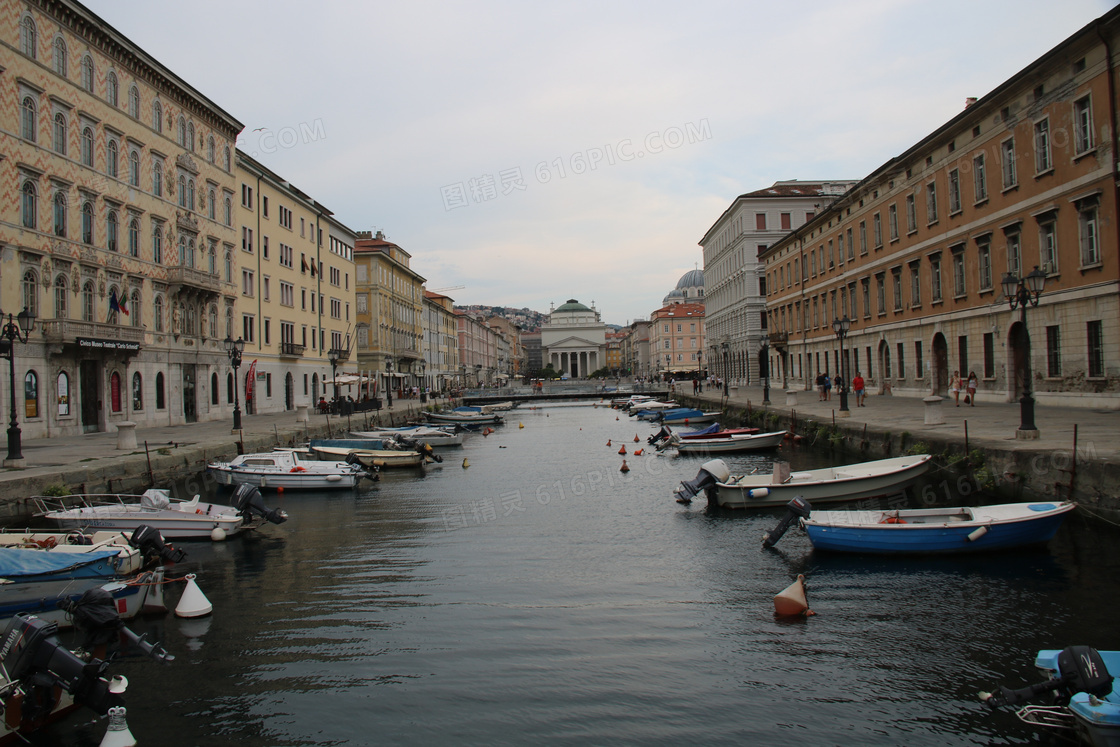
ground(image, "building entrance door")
xmin=183 ymin=365 xmax=197 ymax=423
xmin=79 ymin=360 xmax=99 ymax=433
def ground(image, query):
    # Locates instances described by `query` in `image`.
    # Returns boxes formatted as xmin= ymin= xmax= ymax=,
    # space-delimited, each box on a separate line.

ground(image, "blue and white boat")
xmin=426 ymin=407 xmax=504 ymax=425
xmin=762 ymin=499 xmax=1074 ymax=553
xmin=658 ymin=408 xmax=721 ymax=425
xmin=982 ymin=646 xmax=1120 ymax=747
xmin=0 ymin=546 xmax=131 ymax=582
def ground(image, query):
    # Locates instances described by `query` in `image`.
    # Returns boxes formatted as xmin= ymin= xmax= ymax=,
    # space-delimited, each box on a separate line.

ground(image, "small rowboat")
xmin=670 ymin=430 xmax=786 ymax=454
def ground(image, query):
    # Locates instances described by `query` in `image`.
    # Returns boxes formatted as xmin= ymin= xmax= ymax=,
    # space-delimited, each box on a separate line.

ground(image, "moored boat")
xmin=209 ymin=449 xmax=373 ymax=489
xmin=425 ymin=408 xmax=504 ymax=425
xmin=310 ymin=444 xmax=440 ymax=468
xmin=351 ymin=426 xmax=464 ymax=447
xmin=670 ymin=429 xmax=786 ymax=454
xmin=658 ymin=408 xmax=722 ymax=425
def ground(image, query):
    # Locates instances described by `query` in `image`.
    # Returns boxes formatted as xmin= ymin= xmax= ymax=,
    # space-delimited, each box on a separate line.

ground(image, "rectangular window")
xmin=1034 ymin=117 xmax=1052 ymax=173
xmin=1046 ymin=325 xmax=1061 ymax=377
xmin=756 ymin=213 xmax=767 ymax=230
xmin=1001 ymin=137 xmax=1017 ymax=189
xmin=953 ymin=252 xmax=966 ymax=297
xmin=280 ymin=281 xmax=294 ymax=307
xmin=983 ymin=332 xmax=995 ymax=378
xmin=876 ymin=274 xmax=886 ymax=314
xmin=262 ymin=196 xmax=269 ymax=218
xmin=948 ymin=169 xmax=961 ymax=214
xmin=910 ymin=264 xmax=921 ymax=306
xmin=974 ymin=153 xmax=987 ymax=202
xmin=241 ymin=269 xmax=254 ymax=296
xmin=837 ymin=235 xmax=844 ymax=266
xmin=915 ymin=341 xmax=924 ymax=378
xmin=1079 ymin=204 xmax=1101 ymax=266
xmin=958 ymin=335 xmax=968 ymax=378
xmin=1074 ymin=96 xmax=1093 ymax=154
xmin=242 ymin=226 xmax=253 ymax=252
xmin=828 ymin=240 xmax=835 ymax=269
xmin=896 ymin=342 xmax=905 ymax=379
xmin=859 ymin=221 xmax=868 ymax=255
xmin=242 ymin=314 xmax=255 ymax=343
xmin=1039 ymin=220 xmax=1057 ymax=273
xmin=892 ymin=269 xmax=903 ymax=311
xmin=846 ymin=228 xmax=854 ymax=260
xmin=931 ymin=258 xmax=943 ymax=302
xmin=888 ymin=204 xmax=899 ymax=241
xmin=906 ymin=194 xmax=917 ymax=233
xmin=780 ymin=212 xmax=791 ymax=230
xmin=978 ymin=241 xmax=992 ymax=291
xmin=241 ymin=184 xmax=253 ymax=208
xmin=262 ymin=276 xmax=270 ymax=301
xmin=1006 ymin=231 xmax=1021 ymax=278
xmin=263 ymin=318 xmax=271 ymax=346
xmin=862 ymin=278 xmax=871 ymax=318
xmin=1088 ymin=320 xmax=1104 ymax=378
xmin=262 ymin=236 xmax=269 ymax=260
xmin=873 ymin=213 xmax=882 ymax=247
xmin=926 ymin=182 xmax=938 ymax=224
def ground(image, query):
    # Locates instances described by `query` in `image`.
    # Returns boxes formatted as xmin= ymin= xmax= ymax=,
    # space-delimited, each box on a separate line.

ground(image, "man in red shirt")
xmin=852 ymin=372 xmax=866 ymax=407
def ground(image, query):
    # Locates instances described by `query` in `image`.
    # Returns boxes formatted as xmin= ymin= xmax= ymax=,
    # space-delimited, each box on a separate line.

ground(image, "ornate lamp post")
xmin=760 ymin=339 xmax=771 ymax=405
xmin=475 ymin=363 xmax=482 ymax=387
xmin=385 ymin=358 xmax=393 ymax=408
xmin=327 ymin=347 xmax=340 ymax=402
xmin=223 ymin=336 xmax=245 ymax=431
xmin=721 ymin=341 xmax=730 ymax=397
xmin=1002 ymin=266 xmax=1047 ymax=439
xmin=420 ymin=360 xmax=427 ymax=403
xmin=1 ymin=308 xmax=36 ymax=467
xmin=696 ymin=350 xmax=703 ymax=392
xmin=832 ymin=316 xmax=851 ymax=414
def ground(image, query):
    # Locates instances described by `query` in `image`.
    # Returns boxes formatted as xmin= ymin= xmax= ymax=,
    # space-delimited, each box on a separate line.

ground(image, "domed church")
xmin=663 ymin=268 xmax=704 ymax=305
xmin=540 ymin=299 xmax=607 ymax=378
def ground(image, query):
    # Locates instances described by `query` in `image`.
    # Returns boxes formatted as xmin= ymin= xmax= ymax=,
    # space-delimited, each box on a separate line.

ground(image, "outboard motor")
xmin=421 ymin=443 xmax=443 ymax=464
xmin=232 ymin=484 xmax=288 ymax=525
xmin=761 ymin=497 xmax=812 ymax=549
xmin=673 ymin=459 xmax=731 ymax=505
xmin=648 ymin=425 xmax=671 ymax=446
xmin=60 ymin=587 xmax=173 ymax=664
xmin=981 ymin=646 xmax=1114 ymax=708
xmin=127 ymin=524 xmax=187 ymax=565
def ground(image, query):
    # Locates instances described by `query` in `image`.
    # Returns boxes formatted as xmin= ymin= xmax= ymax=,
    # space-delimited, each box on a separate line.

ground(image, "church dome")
xmin=554 ymin=299 xmax=592 ymax=313
xmin=676 ymin=269 xmax=704 ymax=289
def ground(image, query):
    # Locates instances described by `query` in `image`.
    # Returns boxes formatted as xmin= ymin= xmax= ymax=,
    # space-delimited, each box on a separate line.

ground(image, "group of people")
xmin=815 ymin=371 xmax=868 ymax=406
xmin=949 ymin=370 xmax=979 ymax=406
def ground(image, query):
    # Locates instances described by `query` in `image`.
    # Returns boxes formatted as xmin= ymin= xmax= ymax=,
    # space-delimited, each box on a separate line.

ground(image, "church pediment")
xmin=547 ymin=335 xmax=601 ymax=349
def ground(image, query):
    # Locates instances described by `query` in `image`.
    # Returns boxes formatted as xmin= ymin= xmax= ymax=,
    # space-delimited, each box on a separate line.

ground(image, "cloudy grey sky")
xmin=87 ymin=0 xmax=1115 ymax=325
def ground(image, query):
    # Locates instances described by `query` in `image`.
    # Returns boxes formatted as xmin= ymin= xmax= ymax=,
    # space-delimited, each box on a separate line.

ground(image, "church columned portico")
xmin=550 ymin=349 xmax=599 ymax=378
xmin=541 ymin=300 xmax=607 ymax=380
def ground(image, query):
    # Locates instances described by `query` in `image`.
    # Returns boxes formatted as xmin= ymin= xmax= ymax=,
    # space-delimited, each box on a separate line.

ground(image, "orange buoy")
xmin=634 ymin=448 xmax=643 ymax=456
xmin=620 ymin=459 xmax=630 ymax=473
xmin=774 ymin=574 xmax=816 ymax=617
xmin=633 ymin=435 xmax=640 ymax=442
xmin=616 ymin=416 xmax=619 ymax=421
xmin=606 ymin=440 xmax=611 ymax=446
xmin=618 ymin=445 xmax=626 ymax=455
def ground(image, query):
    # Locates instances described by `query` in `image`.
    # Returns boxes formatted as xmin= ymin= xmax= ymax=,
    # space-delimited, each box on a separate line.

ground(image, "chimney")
xmin=965 ymin=97 xmax=978 ymax=109
xmin=375 ymin=230 xmax=385 ymax=240
xmin=356 ymin=230 xmax=372 ymax=239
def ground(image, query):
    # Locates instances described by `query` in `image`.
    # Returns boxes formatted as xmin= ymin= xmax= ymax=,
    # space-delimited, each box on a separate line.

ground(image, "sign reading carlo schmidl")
xmin=76 ymin=337 xmax=141 ymax=352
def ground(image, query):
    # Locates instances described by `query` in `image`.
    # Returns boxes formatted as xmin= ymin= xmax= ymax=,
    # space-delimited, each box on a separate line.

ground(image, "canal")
xmin=17 ymin=402 xmax=1120 ymax=745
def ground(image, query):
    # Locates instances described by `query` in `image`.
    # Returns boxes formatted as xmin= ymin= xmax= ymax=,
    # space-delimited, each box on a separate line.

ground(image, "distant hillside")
xmin=455 ymin=305 xmax=549 ymax=332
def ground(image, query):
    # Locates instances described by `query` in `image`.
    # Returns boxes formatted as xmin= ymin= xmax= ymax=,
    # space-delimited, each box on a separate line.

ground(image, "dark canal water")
xmin=15 ymin=403 xmax=1120 ymax=745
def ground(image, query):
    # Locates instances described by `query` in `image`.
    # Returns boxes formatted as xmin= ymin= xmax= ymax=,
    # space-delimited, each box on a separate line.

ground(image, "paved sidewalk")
xmin=684 ymin=384 xmax=1118 ymax=462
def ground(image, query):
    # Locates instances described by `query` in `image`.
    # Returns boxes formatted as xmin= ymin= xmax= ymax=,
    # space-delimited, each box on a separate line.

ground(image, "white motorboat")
xmin=673 ymin=455 xmax=933 ymax=508
xmin=0 ymin=567 xmax=169 ymax=628
xmin=425 ymin=408 xmax=505 ymax=425
xmin=310 ymin=445 xmax=437 ymax=468
xmin=670 ymin=430 xmax=786 ymax=454
xmin=209 ymin=449 xmax=373 ymax=489
xmin=352 ymin=427 xmax=465 ymax=447
xmin=35 ymin=485 xmax=287 ymax=539
xmin=0 ymin=526 xmax=188 ymax=579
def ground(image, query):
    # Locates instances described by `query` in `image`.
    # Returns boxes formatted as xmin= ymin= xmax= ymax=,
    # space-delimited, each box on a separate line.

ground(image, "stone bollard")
xmin=116 ymin=421 xmax=138 ymax=450
xmin=296 ymin=404 xmax=309 ymax=424
xmin=922 ymin=396 xmax=945 ymax=426
xmin=785 ymin=390 xmax=798 ymax=407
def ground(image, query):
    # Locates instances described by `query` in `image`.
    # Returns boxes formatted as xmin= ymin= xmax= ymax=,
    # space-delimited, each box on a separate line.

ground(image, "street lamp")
xmin=420 ymin=360 xmax=427 ymax=403
xmin=832 ymin=316 xmax=851 ymax=415
xmin=224 ymin=336 xmax=244 ymax=432
xmin=720 ymin=341 xmax=730 ymax=398
xmin=1 ymin=308 xmax=36 ymax=466
xmin=475 ymin=363 xmax=482 ymax=387
xmin=385 ymin=358 xmax=393 ymax=408
xmin=696 ymin=350 xmax=703 ymax=392
xmin=761 ymin=339 xmax=771 ymax=405
xmin=327 ymin=347 xmax=340 ymax=402
xmin=1002 ymin=265 xmax=1047 ymax=439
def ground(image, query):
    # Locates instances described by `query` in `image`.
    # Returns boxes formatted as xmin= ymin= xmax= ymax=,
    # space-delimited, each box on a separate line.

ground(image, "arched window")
xmin=211 ymin=372 xmax=219 ymax=405
xmin=80 ymin=55 xmax=94 ymax=92
xmin=208 ymin=243 xmax=216 ymax=274
xmin=207 ymin=135 xmax=215 ymax=163
xmin=152 ymin=224 xmax=163 ymax=264
xmin=132 ymin=372 xmax=143 ymax=410
xmin=19 ymin=16 xmax=36 ymax=58
xmin=20 ymin=96 xmax=36 ymax=141
xmin=223 ymin=196 xmax=232 ymax=226
xmin=106 ymin=140 xmax=118 ymax=178
xmin=153 ymin=100 xmax=162 ymax=132
xmin=187 ymin=179 xmax=195 ymax=211
xmin=24 ymin=371 xmax=38 ymax=419
xmin=21 ymin=181 xmax=37 ymax=229
xmin=53 ymin=191 xmax=67 ymax=237
xmin=155 ymin=372 xmax=166 ymax=410
xmin=177 ymin=117 xmax=186 ymax=147
xmin=208 ymin=188 xmax=216 ymax=220
xmin=52 ymin=112 xmax=66 ymax=154
xmin=185 ymin=303 xmax=196 ymax=335
xmin=106 ymin=210 xmax=118 ymax=251
xmin=209 ymin=305 xmax=217 ymax=338
xmin=128 ymin=218 xmax=139 ymax=257
xmin=57 ymin=371 xmax=70 ymax=416
xmin=22 ymin=271 xmax=38 ymax=318
xmin=130 ymin=290 xmax=141 ymax=328
xmin=128 ymin=86 xmax=139 ymax=119
xmin=225 ymin=307 xmax=233 ymax=338
xmin=106 ymin=71 xmax=118 ymax=106
xmin=54 ymin=275 xmax=67 ymax=319
xmin=81 ymin=201 xmax=93 ymax=244
xmin=187 ymin=123 xmax=195 ymax=152
xmin=226 ymin=372 xmax=234 ymax=404
xmin=81 ymin=127 xmax=93 ymax=166
xmin=224 ymin=251 xmax=232 ymax=283
xmin=153 ymin=296 xmax=164 ymax=333
xmin=128 ymin=151 xmax=140 ymax=186
xmin=110 ymin=371 xmax=122 ymax=413
xmin=81 ymin=281 xmax=94 ymax=321
xmin=177 ymin=175 xmax=186 ymax=207
xmin=52 ymin=36 xmax=67 ymax=76
xmin=153 ymin=160 xmax=162 ymax=196
xmin=178 ymin=235 xmax=187 ymax=265
xmin=223 ymin=146 xmax=231 ymax=171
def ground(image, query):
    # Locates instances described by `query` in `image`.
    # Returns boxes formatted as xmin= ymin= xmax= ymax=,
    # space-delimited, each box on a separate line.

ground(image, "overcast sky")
xmin=86 ymin=0 xmax=1115 ymax=326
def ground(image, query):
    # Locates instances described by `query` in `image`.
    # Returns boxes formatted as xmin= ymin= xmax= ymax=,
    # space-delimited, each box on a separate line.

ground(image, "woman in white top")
xmin=949 ymin=370 xmax=962 ymax=406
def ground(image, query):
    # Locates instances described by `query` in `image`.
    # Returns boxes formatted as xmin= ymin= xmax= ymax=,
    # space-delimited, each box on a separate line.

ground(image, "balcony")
xmin=768 ymin=331 xmax=789 ymax=347
xmin=279 ymin=342 xmax=306 ymax=358
xmin=41 ymin=320 xmax=145 ymax=347
xmin=166 ymin=266 xmax=222 ymax=296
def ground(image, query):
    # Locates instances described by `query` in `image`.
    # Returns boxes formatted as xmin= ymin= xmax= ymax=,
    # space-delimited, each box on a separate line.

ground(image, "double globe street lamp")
xmin=1002 ymin=266 xmax=1047 ymax=439
xmin=1 ymin=309 xmax=36 ymax=467
xmin=760 ymin=339 xmax=770 ymax=406
xmin=224 ymin=336 xmax=245 ymax=432
xmin=386 ymin=358 xmax=394 ymax=408
xmin=832 ymin=316 xmax=851 ymax=415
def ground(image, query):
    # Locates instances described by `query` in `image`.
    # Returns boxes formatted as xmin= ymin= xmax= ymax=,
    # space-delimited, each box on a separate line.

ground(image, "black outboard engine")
xmin=761 ymin=497 xmax=812 ymax=549
xmin=648 ymin=425 xmax=671 ymax=446
xmin=982 ymin=646 xmax=1114 ymax=708
xmin=420 ymin=443 xmax=443 ymax=463
xmin=673 ymin=459 xmax=731 ymax=505
xmin=232 ymin=484 xmax=288 ymax=525
xmin=60 ymin=587 xmax=173 ymax=664
xmin=127 ymin=524 xmax=187 ymax=565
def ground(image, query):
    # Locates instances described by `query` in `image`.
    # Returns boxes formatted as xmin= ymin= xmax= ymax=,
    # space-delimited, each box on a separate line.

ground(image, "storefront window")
xmin=56 ymin=371 xmax=69 ymax=416
xmin=24 ymin=371 xmax=38 ymax=419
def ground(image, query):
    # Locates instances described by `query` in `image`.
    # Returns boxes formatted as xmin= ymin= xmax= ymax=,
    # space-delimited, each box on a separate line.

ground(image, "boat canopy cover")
xmin=686 ymin=423 xmax=722 ymax=435
xmin=0 ymin=547 xmax=121 ymax=578
xmin=141 ymin=489 xmax=173 ymax=510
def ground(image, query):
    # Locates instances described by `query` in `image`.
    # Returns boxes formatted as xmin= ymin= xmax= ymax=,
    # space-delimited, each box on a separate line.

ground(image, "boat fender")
xmin=747 ymin=488 xmax=769 ymax=499
xmin=966 ymin=525 xmax=989 ymax=542
xmin=290 ymin=466 xmax=307 ymax=473
xmin=880 ymin=514 xmax=906 ymax=524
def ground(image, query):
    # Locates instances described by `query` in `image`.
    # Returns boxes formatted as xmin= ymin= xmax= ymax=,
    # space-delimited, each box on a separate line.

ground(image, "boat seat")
xmin=176 ymin=495 xmax=201 ymax=512
xmin=789 ymin=472 xmax=813 ymax=481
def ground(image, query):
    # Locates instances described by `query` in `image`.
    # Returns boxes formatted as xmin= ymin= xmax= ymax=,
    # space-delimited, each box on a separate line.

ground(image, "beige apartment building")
xmin=234 ymin=152 xmax=356 ymax=412
xmin=354 ymin=231 xmax=425 ymax=399
xmin=423 ymin=290 xmax=459 ymax=394
xmin=762 ymin=7 xmax=1120 ymax=409
xmin=649 ymin=302 xmax=704 ymax=379
xmin=0 ymin=0 xmax=244 ymax=442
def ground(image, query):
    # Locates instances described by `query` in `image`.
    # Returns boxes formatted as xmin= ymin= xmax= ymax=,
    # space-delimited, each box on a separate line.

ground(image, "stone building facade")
xmin=540 ymin=299 xmax=606 ymax=378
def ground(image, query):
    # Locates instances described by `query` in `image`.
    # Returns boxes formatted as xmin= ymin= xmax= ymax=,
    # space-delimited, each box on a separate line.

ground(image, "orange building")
xmin=649 ymin=302 xmax=705 ymax=379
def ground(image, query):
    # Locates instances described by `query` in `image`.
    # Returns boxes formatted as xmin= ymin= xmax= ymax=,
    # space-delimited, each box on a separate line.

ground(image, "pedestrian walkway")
xmin=687 ymin=384 xmax=1118 ymax=462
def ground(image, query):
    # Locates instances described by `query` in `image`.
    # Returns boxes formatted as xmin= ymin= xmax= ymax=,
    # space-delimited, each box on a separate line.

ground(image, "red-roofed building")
xmin=649 ymin=302 xmax=705 ymax=379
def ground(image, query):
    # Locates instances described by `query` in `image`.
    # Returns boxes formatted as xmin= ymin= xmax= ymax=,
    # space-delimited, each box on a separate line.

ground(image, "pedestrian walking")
xmin=833 ymin=373 xmax=844 ymax=399
xmin=949 ymin=370 xmax=962 ymax=406
xmin=824 ymin=373 xmax=832 ymax=401
xmin=966 ymin=371 xmax=978 ymax=406
xmin=852 ymin=371 xmax=865 ymax=407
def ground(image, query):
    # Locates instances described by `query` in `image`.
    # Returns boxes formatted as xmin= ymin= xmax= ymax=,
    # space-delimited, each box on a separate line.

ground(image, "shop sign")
xmin=76 ymin=337 xmax=141 ymax=352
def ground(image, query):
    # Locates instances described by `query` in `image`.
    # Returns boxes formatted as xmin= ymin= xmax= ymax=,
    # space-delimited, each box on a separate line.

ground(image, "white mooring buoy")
xmin=99 ymin=705 xmax=136 ymax=747
xmin=175 ymin=573 xmax=213 ymax=618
